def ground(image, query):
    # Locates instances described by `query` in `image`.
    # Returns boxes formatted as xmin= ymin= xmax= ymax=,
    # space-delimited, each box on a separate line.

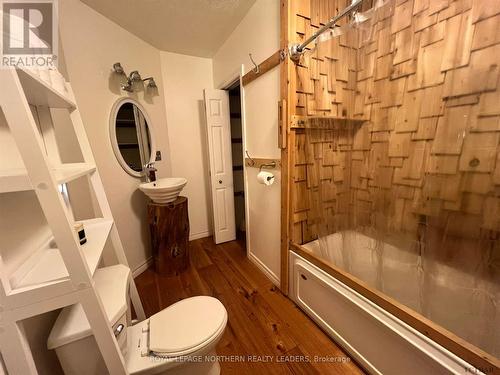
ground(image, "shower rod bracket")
xmin=289 ymin=44 xmax=302 ymax=63
xmin=289 ymin=0 xmax=365 ymax=62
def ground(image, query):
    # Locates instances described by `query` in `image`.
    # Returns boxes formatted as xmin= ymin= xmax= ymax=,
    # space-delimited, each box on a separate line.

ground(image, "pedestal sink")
xmin=139 ymin=177 xmax=187 ymax=204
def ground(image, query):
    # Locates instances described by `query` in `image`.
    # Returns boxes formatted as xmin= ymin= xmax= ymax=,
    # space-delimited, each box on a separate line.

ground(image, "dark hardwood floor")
xmin=135 ymin=237 xmax=365 ymax=375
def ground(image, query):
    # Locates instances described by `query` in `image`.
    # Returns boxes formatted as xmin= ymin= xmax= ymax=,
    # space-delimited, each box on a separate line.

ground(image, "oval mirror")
xmin=110 ymin=98 xmax=155 ymax=177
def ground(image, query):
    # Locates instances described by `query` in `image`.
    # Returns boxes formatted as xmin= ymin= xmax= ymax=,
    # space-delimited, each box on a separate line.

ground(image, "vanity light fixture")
xmin=121 ymin=80 xmax=134 ymax=92
xmin=129 ymin=70 xmax=142 ymax=82
xmin=113 ymin=62 xmax=125 ymax=74
xmin=112 ymin=63 xmax=157 ymax=92
xmin=142 ymin=77 xmax=157 ymax=89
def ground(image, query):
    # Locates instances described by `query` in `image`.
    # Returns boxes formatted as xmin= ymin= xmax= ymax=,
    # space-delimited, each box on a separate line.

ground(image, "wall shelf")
xmin=116 ymin=119 xmax=137 ymax=128
xmin=10 ymin=219 xmax=113 ymax=290
xmin=118 ymin=143 xmax=140 ymax=148
xmin=0 ymin=163 xmax=96 ymax=193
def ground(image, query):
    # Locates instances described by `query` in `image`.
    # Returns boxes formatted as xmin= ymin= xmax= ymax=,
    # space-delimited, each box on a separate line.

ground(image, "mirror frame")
xmin=109 ymin=97 xmax=156 ymax=178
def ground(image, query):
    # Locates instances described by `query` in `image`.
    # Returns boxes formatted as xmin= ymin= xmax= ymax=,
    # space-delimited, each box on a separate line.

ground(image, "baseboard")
xmin=132 ymin=256 xmax=153 ymax=278
xmin=189 ymin=230 xmax=211 ymax=241
xmin=248 ymin=252 xmax=280 ymax=286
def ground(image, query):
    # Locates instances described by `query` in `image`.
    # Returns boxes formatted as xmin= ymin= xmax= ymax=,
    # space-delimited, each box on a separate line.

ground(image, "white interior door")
xmin=204 ymin=89 xmax=236 ymax=244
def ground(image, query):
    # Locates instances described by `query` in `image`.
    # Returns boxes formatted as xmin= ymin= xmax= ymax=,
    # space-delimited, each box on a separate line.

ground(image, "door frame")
xmin=218 ymin=68 xmax=249 ymax=254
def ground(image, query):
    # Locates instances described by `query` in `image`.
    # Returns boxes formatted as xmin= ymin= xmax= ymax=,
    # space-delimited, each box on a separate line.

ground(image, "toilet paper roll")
xmin=257 ymin=171 xmax=275 ymax=186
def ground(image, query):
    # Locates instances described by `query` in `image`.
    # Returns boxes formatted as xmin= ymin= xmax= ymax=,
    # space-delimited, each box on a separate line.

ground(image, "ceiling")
xmin=81 ymin=0 xmax=256 ymax=57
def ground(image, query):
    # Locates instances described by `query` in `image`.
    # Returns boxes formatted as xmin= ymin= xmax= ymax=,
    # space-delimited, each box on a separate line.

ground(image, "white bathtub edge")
xmin=289 ymin=250 xmax=486 ymax=375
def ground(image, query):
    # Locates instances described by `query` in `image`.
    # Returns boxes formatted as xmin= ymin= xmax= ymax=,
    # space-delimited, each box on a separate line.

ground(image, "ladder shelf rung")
xmin=0 ymin=163 xmax=96 ymax=193
xmin=53 ymin=163 xmax=97 ymax=185
xmin=5 ymin=278 xmax=74 ymax=310
xmin=10 ymin=219 xmax=114 ymax=292
xmin=16 ymin=69 xmax=77 ymax=109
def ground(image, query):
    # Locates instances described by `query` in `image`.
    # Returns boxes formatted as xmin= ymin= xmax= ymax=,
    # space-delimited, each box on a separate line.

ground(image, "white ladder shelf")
xmin=0 ymin=68 xmax=146 ymax=374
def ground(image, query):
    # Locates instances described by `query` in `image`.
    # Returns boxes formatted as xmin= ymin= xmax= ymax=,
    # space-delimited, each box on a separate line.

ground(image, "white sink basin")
xmin=139 ymin=177 xmax=187 ymax=204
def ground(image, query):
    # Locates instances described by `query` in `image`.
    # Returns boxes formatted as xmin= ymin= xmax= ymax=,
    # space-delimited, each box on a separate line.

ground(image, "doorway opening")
xmin=227 ymin=82 xmax=246 ymax=241
xmin=203 ymin=80 xmax=246 ymax=245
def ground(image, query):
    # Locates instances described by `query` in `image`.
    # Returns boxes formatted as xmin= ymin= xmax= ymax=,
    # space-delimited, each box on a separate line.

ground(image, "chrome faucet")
xmin=144 ymin=162 xmax=157 ymax=182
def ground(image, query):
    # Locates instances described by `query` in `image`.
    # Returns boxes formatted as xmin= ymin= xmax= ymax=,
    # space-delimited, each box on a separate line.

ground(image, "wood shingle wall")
xmin=290 ymin=0 xmax=500 ymax=245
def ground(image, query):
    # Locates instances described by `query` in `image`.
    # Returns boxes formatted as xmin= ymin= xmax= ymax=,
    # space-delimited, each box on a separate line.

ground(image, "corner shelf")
xmin=10 ymin=219 xmax=114 ymax=290
xmin=290 ymin=115 xmax=369 ymax=129
xmin=16 ymin=68 xmax=76 ymax=109
xmin=0 ymin=163 xmax=96 ymax=193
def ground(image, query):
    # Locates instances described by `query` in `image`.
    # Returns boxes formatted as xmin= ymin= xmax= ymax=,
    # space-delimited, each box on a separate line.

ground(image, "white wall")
xmin=212 ymin=0 xmax=280 ymax=88
xmin=212 ymin=0 xmax=282 ymax=284
xmin=59 ymin=0 xmax=172 ymax=272
xmin=160 ymin=52 xmax=214 ymax=240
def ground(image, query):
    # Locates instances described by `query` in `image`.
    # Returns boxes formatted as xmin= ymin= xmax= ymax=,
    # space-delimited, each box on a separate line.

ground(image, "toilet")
xmin=126 ymin=296 xmax=227 ymax=375
xmin=47 ymin=265 xmax=228 ymax=375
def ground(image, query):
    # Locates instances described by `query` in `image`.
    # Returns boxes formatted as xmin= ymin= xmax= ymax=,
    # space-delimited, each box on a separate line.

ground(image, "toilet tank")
xmin=47 ymin=265 xmax=131 ymax=375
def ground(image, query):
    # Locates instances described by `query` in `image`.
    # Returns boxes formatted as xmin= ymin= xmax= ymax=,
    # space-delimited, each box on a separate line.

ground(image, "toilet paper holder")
xmin=260 ymin=161 xmax=276 ymax=172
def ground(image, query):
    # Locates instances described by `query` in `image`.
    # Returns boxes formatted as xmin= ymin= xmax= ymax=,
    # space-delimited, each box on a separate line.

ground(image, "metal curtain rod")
xmin=289 ymin=0 xmax=365 ymax=61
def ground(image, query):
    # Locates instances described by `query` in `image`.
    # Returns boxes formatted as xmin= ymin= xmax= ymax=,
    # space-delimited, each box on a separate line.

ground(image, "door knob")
xmin=218 ymin=180 xmax=222 ymax=184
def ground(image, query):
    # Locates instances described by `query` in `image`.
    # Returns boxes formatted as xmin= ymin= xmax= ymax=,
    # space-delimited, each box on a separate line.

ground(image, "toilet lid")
xmin=149 ymin=296 xmax=227 ymax=356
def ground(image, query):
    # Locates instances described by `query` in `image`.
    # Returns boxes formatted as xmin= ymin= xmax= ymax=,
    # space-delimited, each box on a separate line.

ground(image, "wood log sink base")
xmin=147 ymin=196 xmax=189 ymax=276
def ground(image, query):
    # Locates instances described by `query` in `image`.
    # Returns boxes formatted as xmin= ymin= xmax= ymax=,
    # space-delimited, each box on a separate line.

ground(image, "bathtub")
xmin=289 ymin=235 xmax=489 ymax=375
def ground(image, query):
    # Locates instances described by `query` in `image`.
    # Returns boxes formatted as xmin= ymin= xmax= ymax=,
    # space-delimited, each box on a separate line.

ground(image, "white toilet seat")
xmin=148 ymin=296 xmax=227 ymax=358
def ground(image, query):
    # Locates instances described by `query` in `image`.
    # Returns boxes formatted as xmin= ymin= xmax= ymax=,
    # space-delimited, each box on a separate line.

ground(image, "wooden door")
xmin=203 ymin=89 xmax=236 ymax=244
